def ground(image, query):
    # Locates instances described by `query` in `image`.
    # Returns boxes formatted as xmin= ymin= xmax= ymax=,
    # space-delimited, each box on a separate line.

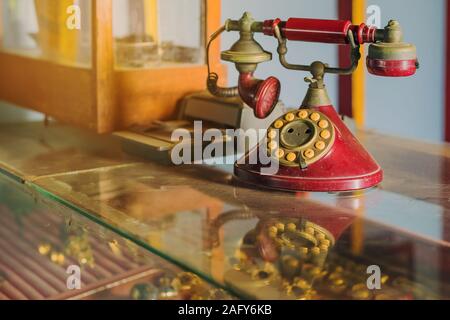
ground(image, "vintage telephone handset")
xmin=206 ymin=12 xmax=418 ymax=192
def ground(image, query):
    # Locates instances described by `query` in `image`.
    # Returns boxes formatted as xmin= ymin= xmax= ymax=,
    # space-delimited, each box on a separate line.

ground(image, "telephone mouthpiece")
xmin=238 ymin=73 xmax=281 ymax=119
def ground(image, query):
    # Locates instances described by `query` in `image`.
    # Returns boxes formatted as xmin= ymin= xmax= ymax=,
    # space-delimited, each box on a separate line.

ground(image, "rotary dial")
xmin=266 ymin=108 xmax=335 ymax=168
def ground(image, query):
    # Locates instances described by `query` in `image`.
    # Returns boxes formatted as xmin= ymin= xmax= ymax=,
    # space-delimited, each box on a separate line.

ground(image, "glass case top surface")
xmin=0 ymin=121 xmax=449 ymax=299
xmin=31 ymin=160 xmax=450 ymax=300
xmin=0 ymin=122 xmax=137 ymax=181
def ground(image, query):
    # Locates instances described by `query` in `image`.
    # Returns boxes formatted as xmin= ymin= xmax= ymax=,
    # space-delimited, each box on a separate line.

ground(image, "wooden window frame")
xmin=0 ymin=0 xmax=225 ymax=133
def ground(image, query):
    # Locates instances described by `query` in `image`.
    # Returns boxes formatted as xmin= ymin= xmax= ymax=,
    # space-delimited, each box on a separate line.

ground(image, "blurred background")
xmin=222 ymin=0 xmax=446 ymax=142
xmin=0 ymin=0 xmax=446 ymax=142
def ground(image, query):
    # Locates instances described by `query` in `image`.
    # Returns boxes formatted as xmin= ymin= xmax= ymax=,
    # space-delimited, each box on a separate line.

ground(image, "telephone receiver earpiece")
xmin=238 ymin=72 xmax=281 ymax=119
xmin=366 ymin=20 xmax=418 ymax=77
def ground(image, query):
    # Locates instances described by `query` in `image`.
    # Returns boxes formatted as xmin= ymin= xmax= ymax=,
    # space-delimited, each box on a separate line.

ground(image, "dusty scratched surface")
xmin=0 ymin=121 xmax=449 ymax=299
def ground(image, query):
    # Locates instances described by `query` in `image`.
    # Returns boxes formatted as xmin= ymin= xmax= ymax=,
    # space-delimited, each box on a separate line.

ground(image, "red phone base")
xmin=234 ymin=105 xmax=383 ymax=192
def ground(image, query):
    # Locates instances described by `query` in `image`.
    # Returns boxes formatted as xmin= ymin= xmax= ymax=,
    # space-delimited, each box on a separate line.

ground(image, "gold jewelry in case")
xmin=129 ymin=271 xmax=234 ymax=300
xmin=223 ymin=216 xmax=436 ymax=300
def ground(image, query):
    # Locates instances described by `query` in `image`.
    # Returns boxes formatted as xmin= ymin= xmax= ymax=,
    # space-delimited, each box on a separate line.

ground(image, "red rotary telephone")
xmin=206 ymin=12 xmax=418 ymax=192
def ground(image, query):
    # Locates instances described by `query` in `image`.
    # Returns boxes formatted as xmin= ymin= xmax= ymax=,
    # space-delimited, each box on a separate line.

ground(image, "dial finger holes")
xmin=274 ymin=120 xmax=284 ymax=129
xmin=318 ymin=120 xmax=329 ymax=129
xmin=267 ymin=130 xmax=277 ymax=139
xmin=310 ymin=113 xmax=320 ymax=122
xmin=320 ymin=130 xmax=331 ymax=140
xmin=268 ymin=141 xmax=278 ymax=150
xmin=315 ymin=141 xmax=326 ymax=150
xmin=285 ymin=113 xmax=295 ymax=121
xmin=286 ymin=152 xmax=297 ymax=162
xmin=298 ymin=110 xmax=308 ymax=119
xmin=275 ymin=149 xmax=285 ymax=158
xmin=303 ymin=149 xmax=315 ymax=159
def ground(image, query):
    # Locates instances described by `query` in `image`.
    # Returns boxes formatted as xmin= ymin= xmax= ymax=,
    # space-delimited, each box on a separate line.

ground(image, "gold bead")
xmin=286 ymin=223 xmax=297 ymax=232
xmin=295 ymin=279 xmax=310 ymax=290
xmin=298 ymin=110 xmax=308 ymax=119
xmin=375 ymin=293 xmax=391 ymax=300
xmin=351 ymin=283 xmax=367 ymax=292
xmin=352 ymin=289 xmax=370 ymax=300
xmin=309 ymin=267 xmax=322 ymax=276
xmin=57 ymin=254 xmax=65 ymax=265
xmin=286 ymin=152 xmax=297 ymax=162
xmin=267 ymin=130 xmax=277 ymax=139
xmin=311 ymin=247 xmax=320 ymax=255
xmin=275 ymin=223 xmax=285 ymax=232
xmin=50 ymin=251 xmax=65 ymax=265
xmin=319 ymin=245 xmax=329 ymax=252
xmin=269 ymin=226 xmax=278 ymax=235
xmin=274 ymin=120 xmax=284 ymax=129
xmin=320 ymin=130 xmax=331 ymax=139
xmin=275 ymin=149 xmax=285 ymax=158
xmin=285 ymin=113 xmax=295 ymax=121
xmin=329 ymin=272 xmax=341 ymax=280
xmin=315 ymin=141 xmax=326 ymax=150
xmin=282 ymin=255 xmax=299 ymax=270
xmin=310 ymin=112 xmax=320 ymax=121
xmin=318 ymin=120 xmax=329 ymax=128
xmin=305 ymin=226 xmax=315 ymax=235
xmin=320 ymin=239 xmax=331 ymax=247
xmin=298 ymin=247 xmax=308 ymax=255
xmin=285 ymin=243 xmax=295 ymax=250
xmin=38 ymin=243 xmax=51 ymax=256
xmin=268 ymin=141 xmax=278 ymax=150
xmin=315 ymin=233 xmax=325 ymax=241
xmin=303 ymin=149 xmax=315 ymax=159
xmin=50 ymin=252 xmax=58 ymax=262
xmin=268 ymin=229 xmax=277 ymax=238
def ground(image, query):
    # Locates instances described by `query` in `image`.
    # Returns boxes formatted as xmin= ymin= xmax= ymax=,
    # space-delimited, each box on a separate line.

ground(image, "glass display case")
xmin=0 ymin=0 xmax=224 ymax=133
xmin=0 ymin=172 xmax=233 ymax=300
xmin=113 ymin=0 xmax=205 ymax=68
xmin=30 ymin=163 xmax=449 ymax=300
xmin=0 ymin=0 xmax=92 ymax=65
xmin=0 ymin=118 xmax=448 ymax=300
